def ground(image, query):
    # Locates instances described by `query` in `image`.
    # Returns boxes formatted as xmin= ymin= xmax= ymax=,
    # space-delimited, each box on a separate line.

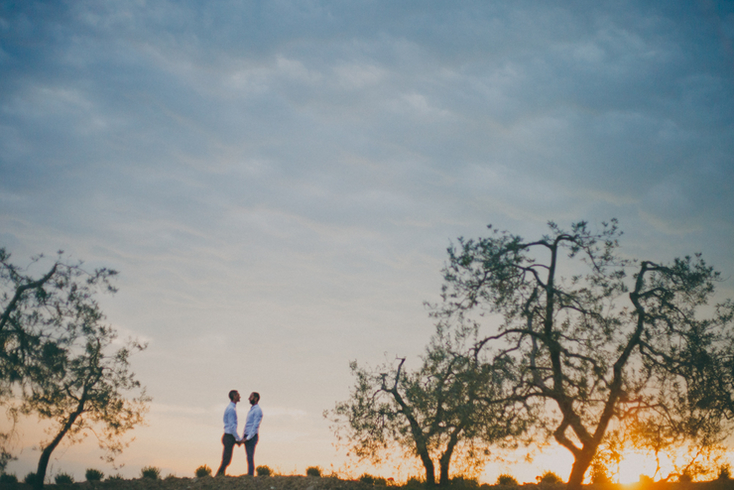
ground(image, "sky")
xmin=1 ymin=0 xmax=734 ymax=484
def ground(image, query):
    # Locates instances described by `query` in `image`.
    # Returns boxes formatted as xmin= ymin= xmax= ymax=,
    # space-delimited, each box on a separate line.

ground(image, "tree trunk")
xmin=438 ymin=453 xmax=451 ymax=487
xmin=438 ymin=429 xmax=461 ymax=486
xmin=566 ymin=448 xmax=595 ymax=490
xmin=33 ymin=401 xmax=84 ymax=490
xmin=419 ymin=451 xmax=436 ymax=487
xmin=35 ymin=441 xmax=59 ymax=490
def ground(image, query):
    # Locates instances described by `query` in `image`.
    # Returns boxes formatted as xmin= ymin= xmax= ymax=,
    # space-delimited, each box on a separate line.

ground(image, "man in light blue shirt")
xmin=216 ymin=390 xmax=242 ymax=476
xmin=242 ymin=392 xmax=263 ymax=476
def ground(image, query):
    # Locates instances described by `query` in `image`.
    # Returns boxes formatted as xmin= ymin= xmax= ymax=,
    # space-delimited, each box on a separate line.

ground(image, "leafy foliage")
xmin=195 ymin=465 xmax=212 ymax=478
xmin=433 ymin=220 xmax=734 ymax=488
xmin=306 ymin=466 xmax=322 ymax=477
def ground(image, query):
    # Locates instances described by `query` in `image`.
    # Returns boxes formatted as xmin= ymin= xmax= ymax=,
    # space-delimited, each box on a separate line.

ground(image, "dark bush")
xmin=86 ymin=468 xmax=105 ymax=482
xmin=360 ymin=473 xmax=387 ymax=486
xmin=497 ymin=474 xmax=518 ymax=486
xmin=306 ymin=466 xmax=322 ymax=477
xmin=141 ymin=466 xmax=161 ymax=480
xmin=54 ymin=472 xmax=74 ymax=484
xmin=195 ymin=465 xmax=212 ymax=478
xmin=23 ymin=472 xmax=37 ymax=485
xmin=538 ymin=471 xmax=563 ymax=484
xmin=256 ymin=465 xmax=273 ymax=476
xmin=450 ymin=475 xmax=479 ymax=488
xmin=0 ymin=473 xmax=18 ymax=484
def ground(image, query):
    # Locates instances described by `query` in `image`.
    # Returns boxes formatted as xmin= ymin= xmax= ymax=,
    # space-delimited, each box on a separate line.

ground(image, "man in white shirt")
xmin=216 ymin=390 xmax=242 ymax=476
xmin=242 ymin=391 xmax=263 ymax=476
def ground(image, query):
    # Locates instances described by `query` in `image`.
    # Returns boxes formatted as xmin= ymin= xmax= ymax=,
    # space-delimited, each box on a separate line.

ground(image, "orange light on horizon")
xmin=617 ymin=450 xmax=661 ymax=484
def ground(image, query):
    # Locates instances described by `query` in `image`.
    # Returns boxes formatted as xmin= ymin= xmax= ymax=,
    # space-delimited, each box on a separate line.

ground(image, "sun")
xmin=617 ymin=452 xmax=654 ymax=483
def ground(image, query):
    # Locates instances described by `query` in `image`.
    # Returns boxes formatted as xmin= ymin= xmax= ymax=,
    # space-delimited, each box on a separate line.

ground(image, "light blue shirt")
xmin=223 ymin=402 xmax=241 ymax=442
xmin=243 ymin=403 xmax=263 ymax=440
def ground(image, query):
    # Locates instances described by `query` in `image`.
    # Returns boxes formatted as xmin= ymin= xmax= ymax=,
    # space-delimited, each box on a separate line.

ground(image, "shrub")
xmin=107 ymin=473 xmax=125 ymax=481
xmin=55 ymin=472 xmax=75 ymax=484
xmin=195 ymin=465 xmax=212 ymax=478
xmin=141 ymin=466 xmax=161 ymax=480
xmin=718 ymin=465 xmax=731 ymax=481
xmin=86 ymin=468 xmax=105 ymax=482
xmin=0 ymin=473 xmax=18 ymax=484
xmin=450 ymin=476 xmax=478 ymax=488
xmin=256 ymin=465 xmax=272 ymax=476
xmin=360 ymin=473 xmax=387 ymax=486
xmin=306 ymin=466 xmax=322 ymax=477
xmin=497 ymin=474 xmax=518 ymax=486
xmin=23 ymin=472 xmax=37 ymax=485
xmin=537 ymin=471 xmax=563 ymax=484
xmin=405 ymin=476 xmax=424 ymax=489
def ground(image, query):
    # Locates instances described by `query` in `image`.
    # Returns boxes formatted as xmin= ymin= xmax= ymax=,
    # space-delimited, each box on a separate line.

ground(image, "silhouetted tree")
xmin=1 ymin=248 xmax=118 ymax=469
xmin=23 ymin=320 xmax=148 ymax=489
xmin=433 ymin=220 xmax=734 ymax=489
xmin=329 ymin=334 xmax=524 ymax=486
xmin=1 ymin=248 xmax=148 ymax=488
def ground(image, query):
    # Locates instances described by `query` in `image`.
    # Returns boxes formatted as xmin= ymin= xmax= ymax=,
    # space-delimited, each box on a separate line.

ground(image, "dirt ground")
xmin=13 ymin=476 xmax=734 ymax=490
xmin=30 ymin=475 xmax=385 ymax=490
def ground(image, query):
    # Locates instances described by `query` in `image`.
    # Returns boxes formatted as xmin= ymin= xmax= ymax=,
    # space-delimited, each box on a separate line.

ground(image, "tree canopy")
xmin=1 ymin=249 xmax=117 ymax=393
xmin=433 ymin=220 xmax=734 ymax=488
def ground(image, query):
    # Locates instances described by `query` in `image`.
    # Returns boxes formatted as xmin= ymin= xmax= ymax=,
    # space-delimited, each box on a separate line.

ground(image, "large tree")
xmin=0 ymin=247 xmax=148 ymax=485
xmin=328 ymin=334 xmax=524 ymax=486
xmin=1 ymin=248 xmax=117 ymax=469
xmin=433 ymin=220 xmax=734 ymax=489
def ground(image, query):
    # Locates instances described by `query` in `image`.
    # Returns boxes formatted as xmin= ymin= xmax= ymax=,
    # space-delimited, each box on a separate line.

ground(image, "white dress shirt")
xmin=223 ymin=402 xmax=242 ymax=442
xmin=243 ymin=403 xmax=263 ymax=441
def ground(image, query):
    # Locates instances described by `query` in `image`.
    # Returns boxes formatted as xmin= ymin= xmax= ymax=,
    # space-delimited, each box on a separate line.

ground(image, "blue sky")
xmin=1 ymin=0 xmax=733 ymax=483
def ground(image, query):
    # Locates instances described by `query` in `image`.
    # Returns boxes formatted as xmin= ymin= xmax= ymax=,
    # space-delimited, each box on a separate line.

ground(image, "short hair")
xmin=251 ymin=392 xmax=260 ymax=402
xmin=228 ymin=390 xmax=239 ymax=401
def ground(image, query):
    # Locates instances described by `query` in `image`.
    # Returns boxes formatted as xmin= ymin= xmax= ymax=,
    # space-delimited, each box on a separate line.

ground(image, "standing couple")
xmin=216 ymin=390 xmax=263 ymax=477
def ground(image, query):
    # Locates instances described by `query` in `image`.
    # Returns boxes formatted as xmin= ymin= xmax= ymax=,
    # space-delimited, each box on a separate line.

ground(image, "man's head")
xmin=249 ymin=392 xmax=260 ymax=405
xmin=229 ymin=390 xmax=241 ymax=403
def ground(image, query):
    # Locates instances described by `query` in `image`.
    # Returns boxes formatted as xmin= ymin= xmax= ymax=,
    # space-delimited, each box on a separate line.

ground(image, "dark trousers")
xmin=216 ymin=433 xmax=236 ymax=476
xmin=244 ymin=434 xmax=258 ymax=476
